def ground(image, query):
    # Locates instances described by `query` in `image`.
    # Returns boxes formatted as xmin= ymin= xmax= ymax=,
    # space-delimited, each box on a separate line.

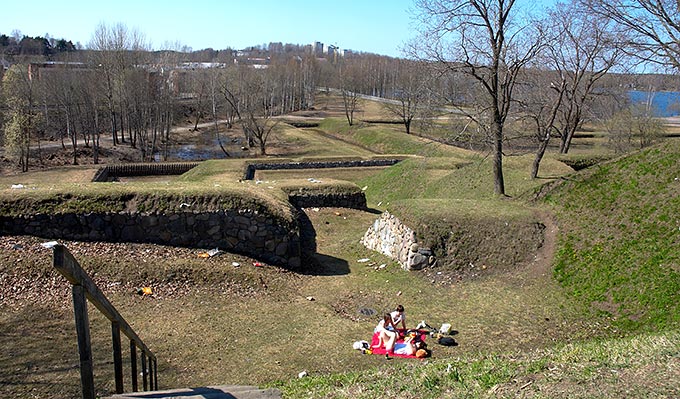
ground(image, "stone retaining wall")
xmin=243 ymin=159 xmax=401 ymax=180
xmin=361 ymin=211 xmax=433 ymax=270
xmin=92 ymin=163 xmax=200 ymax=182
xmin=288 ymin=191 xmax=367 ymax=209
xmin=0 ymin=209 xmax=301 ymax=268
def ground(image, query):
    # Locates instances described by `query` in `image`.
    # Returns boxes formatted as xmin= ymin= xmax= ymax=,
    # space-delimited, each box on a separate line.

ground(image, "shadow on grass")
xmin=297 ymin=253 xmax=350 ymax=276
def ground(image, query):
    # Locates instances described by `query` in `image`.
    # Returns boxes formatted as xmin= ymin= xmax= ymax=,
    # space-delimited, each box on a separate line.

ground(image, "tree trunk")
xmin=492 ymin=120 xmax=505 ymax=196
xmin=532 ymin=135 xmax=550 ymax=179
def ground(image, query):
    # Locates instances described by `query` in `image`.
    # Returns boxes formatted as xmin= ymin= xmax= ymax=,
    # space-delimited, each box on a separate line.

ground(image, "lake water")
xmin=628 ymin=90 xmax=680 ymax=117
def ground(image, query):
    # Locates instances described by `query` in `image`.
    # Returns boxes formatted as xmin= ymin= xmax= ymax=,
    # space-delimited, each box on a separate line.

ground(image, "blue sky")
xmin=0 ymin=0 xmax=419 ymax=57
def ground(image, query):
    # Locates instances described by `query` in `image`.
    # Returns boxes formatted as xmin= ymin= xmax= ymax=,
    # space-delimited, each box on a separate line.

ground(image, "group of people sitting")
xmin=373 ymin=304 xmax=427 ymax=357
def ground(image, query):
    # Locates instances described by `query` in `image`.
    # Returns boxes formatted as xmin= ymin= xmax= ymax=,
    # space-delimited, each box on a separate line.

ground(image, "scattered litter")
xmin=255 ymin=180 xmax=263 ymax=184
xmin=357 ymin=258 xmax=370 ymax=263
xmin=437 ymin=272 xmax=442 ymax=275
xmin=253 ymin=262 xmax=264 ymax=267
xmin=306 ymin=296 xmax=315 ymax=301
xmin=439 ymin=323 xmax=452 ymax=334
xmin=416 ymin=320 xmax=435 ymax=330
xmin=377 ymin=201 xmax=382 ymax=207
xmin=334 ymin=211 xmax=342 ymax=216
xmin=396 ymin=291 xmax=402 ymax=296
xmin=298 ymin=371 xmax=308 ymax=379
xmin=137 ymin=287 xmax=153 ymax=296
xmin=11 ymin=184 xmax=25 ymax=189
xmin=446 ymin=363 xmax=452 ymax=373
xmin=198 ymin=248 xmax=223 ymax=258
xmin=352 ymin=340 xmax=370 ymax=351
xmin=41 ymin=241 xmax=59 ymax=249
xmin=312 ymin=207 xmax=320 ymax=212
xmin=231 ymin=262 xmax=241 ymax=267
xmin=361 ymin=185 xmax=368 ymax=191
xmin=307 ymin=178 xmax=322 ymax=183
xmin=207 ymin=248 xmax=222 ymax=257
xmin=268 ymin=186 xmax=274 ymax=189
xmin=179 ymin=202 xmax=191 ymax=209
xmin=378 ymin=263 xmax=386 ymax=269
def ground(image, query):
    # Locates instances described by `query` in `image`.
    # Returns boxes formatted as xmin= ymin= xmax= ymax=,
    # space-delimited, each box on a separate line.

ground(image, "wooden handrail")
xmin=53 ymin=244 xmax=158 ymax=398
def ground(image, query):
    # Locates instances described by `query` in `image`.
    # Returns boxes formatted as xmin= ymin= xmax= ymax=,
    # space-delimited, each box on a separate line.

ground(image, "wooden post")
xmin=130 ymin=340 xmax=138 ymax=392
xmin=141 ymin=353 xmax=148 ymax=391
xmin=148 ymin=354 xmax=154 ymax=391
xmin=111 ymin=322 xmax=123 ymax=394
xmin=153 ymin=359 xmax=158 ymax=390
xmin=73 ymin=284 xmax=95 ymax=399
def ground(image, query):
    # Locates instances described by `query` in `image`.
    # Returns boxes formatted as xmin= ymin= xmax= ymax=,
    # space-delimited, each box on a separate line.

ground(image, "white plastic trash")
xmin=440 ymin=323 xmax=452 ymax=334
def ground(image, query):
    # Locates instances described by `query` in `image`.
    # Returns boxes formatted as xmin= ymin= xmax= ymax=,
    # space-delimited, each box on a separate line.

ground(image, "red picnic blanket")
xmin=370 ymin=329 xmax=428 ymax=358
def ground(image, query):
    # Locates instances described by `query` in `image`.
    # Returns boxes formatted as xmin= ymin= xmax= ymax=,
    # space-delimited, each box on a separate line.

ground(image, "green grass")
xmin=358 ymin=154 xmax=574 ymax=207
xmin=273 ymin=330 xmax=680 ymax=398
xmin=545 ymin=142 xmax=680 ymax=331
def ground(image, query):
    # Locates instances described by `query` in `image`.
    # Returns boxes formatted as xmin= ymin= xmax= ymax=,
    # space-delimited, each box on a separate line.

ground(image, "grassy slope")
xmin=544 ymin=142 xmax=680 ymax=331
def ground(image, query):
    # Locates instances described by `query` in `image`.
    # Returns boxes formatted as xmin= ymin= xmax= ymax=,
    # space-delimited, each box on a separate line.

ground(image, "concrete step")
xmin=103 ymin=385 xmax=281 ymax=399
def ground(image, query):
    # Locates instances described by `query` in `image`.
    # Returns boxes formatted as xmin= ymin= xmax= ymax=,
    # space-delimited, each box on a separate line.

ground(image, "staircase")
xmin=103 ymin=385 xmax=281 ymax=399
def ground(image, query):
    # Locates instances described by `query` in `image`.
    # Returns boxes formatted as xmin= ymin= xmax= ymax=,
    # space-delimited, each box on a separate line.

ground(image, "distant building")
xmin=233 ymin=57 xmax=270 ymax=69
xmin=177 ymin=62 xmax=228 ymax=69
xmin=26 ymin=61 xmax=87 ymax=81
xmin=313 ymin=41 xmax=324 ymax=56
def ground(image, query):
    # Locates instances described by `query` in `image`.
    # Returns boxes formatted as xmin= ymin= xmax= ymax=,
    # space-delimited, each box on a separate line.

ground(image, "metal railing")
xmin=53 ymin=244 xmax=158 ymax=398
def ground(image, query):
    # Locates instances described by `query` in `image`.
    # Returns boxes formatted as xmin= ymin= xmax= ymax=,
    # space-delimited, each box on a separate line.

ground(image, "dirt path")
xmin=527 ymin=209 xmax=559 ymax=279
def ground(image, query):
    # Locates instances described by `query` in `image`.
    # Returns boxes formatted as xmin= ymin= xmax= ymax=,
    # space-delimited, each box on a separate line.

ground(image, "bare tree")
xmin=338 ymin=59 xmax=363 ymax=126
xmin=206 ymin=68 xmax=230 ymax=156
xmin=516 ymin=68 xmax=567 ymax=178
xmin=413 ymin=0 xmax=542 ymax=195
xmin=189 ymin=69 xmax=209 ymax=132
xmin=605 ymin=106 xmax=665 ymax=153
xmin=383 ymin=59 xmax=433 ymax=134
xmin=44 ymin=66 xmax=81 ymax=165
xmin=584 ymin=0 xmax=680 ymax=71
xmin=547 ymin=1 xmax=623 ymax=154
xmin=88 ymin=22 xmax=147 ymax=146
xmin=220 ymin=65 xmax=246 ymax=128
xmin=241 ymin=69 xmax=279 ymax=155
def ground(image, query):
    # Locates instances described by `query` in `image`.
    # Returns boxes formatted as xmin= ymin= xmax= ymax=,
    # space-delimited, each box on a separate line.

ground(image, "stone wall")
xmin=92 ymin=162 xmax=199 ymax=182
xmin=243 ymin=159 xmax=401 ymax=180
xmin=361 ymin=211 xmax=433 ymax=270
xmin=288 ymin=191 xmax=366 ymax=209
xmin=0 ymin=209 xmax=301 ymax=268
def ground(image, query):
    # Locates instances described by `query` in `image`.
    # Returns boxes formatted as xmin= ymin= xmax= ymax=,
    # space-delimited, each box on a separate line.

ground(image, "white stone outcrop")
xmin=361 ymin=211 xmax=433 ymax=270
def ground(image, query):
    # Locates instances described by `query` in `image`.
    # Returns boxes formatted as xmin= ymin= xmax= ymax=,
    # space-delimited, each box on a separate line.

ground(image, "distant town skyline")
xmin=0 ymin=0 xmax=418 ymax=57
